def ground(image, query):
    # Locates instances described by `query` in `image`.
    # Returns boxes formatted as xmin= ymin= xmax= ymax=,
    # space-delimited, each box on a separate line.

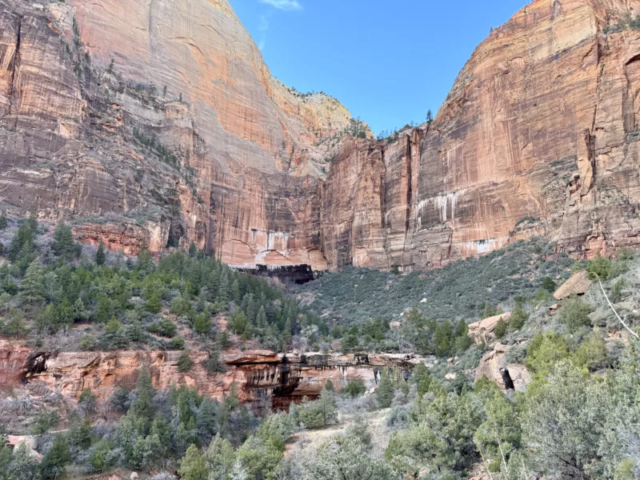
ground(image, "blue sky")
xmin=229 ymin=0 xmax=527 ymax=135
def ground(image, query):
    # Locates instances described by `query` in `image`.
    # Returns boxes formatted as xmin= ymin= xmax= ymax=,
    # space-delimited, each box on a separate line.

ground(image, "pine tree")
xmin=8 ymin=222 xmax=34 ymax=262
xmin=376 ymin=369 xmax=396 ymax=408
xmin=179 ymin=444 xmax=208 ymax=480
xmin=283 ymin=317 xmax=292 ymax=348
xmin=26 ymin=211 xmax=38 ymax=232
xmin=256 ymin=306 xmax=267 ymax=330
xmin=20 ymin=258 xmax=45 ymax=305
xmin=196 ymin=399 xmax=218 ymax=443
xmin=132 ymin=367 xmax=155 ymax=423
xmin=426 ymin=109 xmax=434 ymax=124
xmin=194 ymin=313 xmax=210 ymax=336
xmin=205 ymin=435 xmax=236 ymax=480
xmin=0 ymin=211 xmax=7 ymax=230
xmin=52 ymin=221 xmax=77 ymax=261
xmin=218 ymin=272 xmax=230 ymax=303
xmin=40 ymin=435 xmax=71 ymax=480
xmin=96 ymin=240 xmax=106 ymax=266
xmin=6 ymin=443 xmax=40 ymax=480
xmin=231 ymin=279 xmax=241 ymax=304
xmin=189 ymin=242 xmax=198 ymax=257
xmin=137 ymin=243 xmax=154 ymax=273
xmin=73 ymin=298 xmax=89 ymax=321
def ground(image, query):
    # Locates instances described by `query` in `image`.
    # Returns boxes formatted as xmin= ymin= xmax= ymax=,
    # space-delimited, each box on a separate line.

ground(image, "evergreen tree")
xmin=26 ymin=211 xmax=38 ymax=232
xmin=426 ymin=109 xmax=434 ymax=124
xmin=189 ymin=242 xmax=198 ymax=257
xmin=179 ymin=444 xmax=208 ymax=480
xmin=196 ymin=399 xmax=218 ymax=443
xmin=178 ymin=351 xmax=194 ymax=372
xmin=73 ymin=298 xmax=88 ymax=322
xmin=0 ymin=444 xmax=11 ymax=479
xmin=137 ymin=243 xmax=154 ymax=274
xmin=376 ymin=369 xmax=396 ymax=408
xmin=205 ymin=435 xmax=236 ymax=480
xmin=8 ymin=222 xmax=34 ymax=262
xmin=433 ymin=321 xmax=453 ymax=357
xmin=132 ymin=368 xmax=155 ymax=423
xmin=40 ymin=435 xmax=71 ymax=480
xmin=231 ymin=279 xmax=241 ymax=304
xmin=218 ymin=272 xmax=230 ymax=303
xmin=283 ymin=317 xmax=292 ymax=348
xmin=0 ymin=211 xmax=7 ymax=230
xmin=96 ymin=240 xmax=106 ymax=266
xmin=6 ymin=443 xmax=40 ymax=480
xmin=52 ymin=221 xmax=77 ymax=261
xmin=194 ymin=313 xmax=210 ymax=336
xmin=256 ymin=306 xmax=267 ymax=330
xmin=20 ymin=258 xmax=45 ymax=305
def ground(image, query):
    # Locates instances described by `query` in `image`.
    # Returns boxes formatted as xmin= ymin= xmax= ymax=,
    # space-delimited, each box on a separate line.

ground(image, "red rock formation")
xmin=2 ymin=0 xmax=640 ymax=270
xmin=0 ymin=341 xmax=421 ymax=409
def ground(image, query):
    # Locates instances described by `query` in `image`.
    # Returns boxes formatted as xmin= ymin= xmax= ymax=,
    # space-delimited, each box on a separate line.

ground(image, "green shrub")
xmin=494 ymin=319 xmax=508 ymax=339
xmin=525 ymin=333 xmax=569 ymax=377
xmin=40 ymin=435 xmax=71 ymax=480
xmin=559 ymin=298 xmax=594 ymax=332
xmin=541 ymin=277 xmax=557 ymax=293
xmin=610 ymin=278 xmax=626 ymax=303
xmin=342 ymin=379 xmax=367 ymax=398
xmin=177 ymin=351 xmax=194 ymax=372
xmin=376 ymin=369 xmax=396 ymax=408
xmin=30 ymin=411 xmax=60 ymax=434
xmin=587 ymin=254 xmax=612 ymax=280
xmin=156 ymin=318 xmax=177 ymax=338
xmin=509 ymin=306 xmax=529 ymax=331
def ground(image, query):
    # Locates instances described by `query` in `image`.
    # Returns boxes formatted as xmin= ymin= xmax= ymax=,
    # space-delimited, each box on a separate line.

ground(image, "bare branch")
xmin=595 ymin=275 xmax=639 ymax=339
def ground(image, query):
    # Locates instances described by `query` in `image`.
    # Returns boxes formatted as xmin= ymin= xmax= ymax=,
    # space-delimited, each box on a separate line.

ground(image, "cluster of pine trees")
xmin=0 ymin=214 xmax=327 ymax=354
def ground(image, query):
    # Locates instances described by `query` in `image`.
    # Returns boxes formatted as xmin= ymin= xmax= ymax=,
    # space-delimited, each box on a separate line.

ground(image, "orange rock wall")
xmin=0 ymin=342 xmax=420 ymax=408
xmin=2 ymin=0 xmax=640 ymax=270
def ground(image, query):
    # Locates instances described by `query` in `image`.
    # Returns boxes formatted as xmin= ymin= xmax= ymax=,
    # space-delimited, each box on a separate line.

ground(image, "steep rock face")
xmin=2 ymin=0 xmax=640 ymax=270
xmin=319 ymin=0 xmax=640 ymax=269
xmin=0 ymin=341 xmax=420 ymax=409
xmin=0 ymin=0 xmax=355 ymax=267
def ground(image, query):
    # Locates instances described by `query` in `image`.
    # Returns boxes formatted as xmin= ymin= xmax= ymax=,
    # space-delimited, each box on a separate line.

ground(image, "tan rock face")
xmin=2 ymin=0 xmax=640 ymax=269
xmin=468 ymin=312 xmax=512 ymax=345
xmin=554 ymin=270 xmax=593 ymax=300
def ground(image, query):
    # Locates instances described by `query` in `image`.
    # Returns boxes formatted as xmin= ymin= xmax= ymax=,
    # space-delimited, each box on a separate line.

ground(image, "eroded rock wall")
xmin=2 ymin=0 xmax=640 ymax=270
xmin=0 ymin=341 xmax=420 ymax=409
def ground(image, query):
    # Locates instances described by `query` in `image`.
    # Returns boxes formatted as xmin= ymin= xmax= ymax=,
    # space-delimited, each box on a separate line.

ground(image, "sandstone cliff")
xmin=2 ymin=0 xmax=640 ymax=270
xmin=0 ymin=340 xmax=420 ymax=409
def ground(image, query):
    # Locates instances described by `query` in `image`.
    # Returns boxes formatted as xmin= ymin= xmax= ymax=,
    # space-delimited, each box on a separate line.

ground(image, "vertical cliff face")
xmin=1 ymin=0 xmax=640 ymax=270
xmin=318 ymin=0 xmax=640 ymax=270
xmin=0 ymin=0 xmax=356 ymax=265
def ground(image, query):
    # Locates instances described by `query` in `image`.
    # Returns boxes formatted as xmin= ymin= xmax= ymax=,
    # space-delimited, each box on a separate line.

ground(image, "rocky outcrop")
xmin=468 ymin=312 xmax=512 ymax=345
xmin=2 ymin=0 xmax=640 ymax=270
xmin=554 ymin=270 xmax=593 ymax=300
xmin=475 ymin=343 xmax=531 ymax=392
xmin=0 ymin=341 xmax=421 ymax=409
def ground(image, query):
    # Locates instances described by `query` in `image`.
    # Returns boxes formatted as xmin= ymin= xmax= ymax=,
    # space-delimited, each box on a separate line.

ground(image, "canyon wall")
xmin=2 ymin=0 xmax=640 ymax=270
xmin=0 ymin=341 xmax=419 ymax=409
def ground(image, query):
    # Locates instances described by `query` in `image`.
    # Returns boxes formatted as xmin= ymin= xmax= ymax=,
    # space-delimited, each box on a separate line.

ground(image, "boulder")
xmin=554 ymin=271 xmax=592 ymax=300
xmin=475 ymin=343 xmax=531 ymax=392
xmin=468 ymin=312 xmax=511 ymax=344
